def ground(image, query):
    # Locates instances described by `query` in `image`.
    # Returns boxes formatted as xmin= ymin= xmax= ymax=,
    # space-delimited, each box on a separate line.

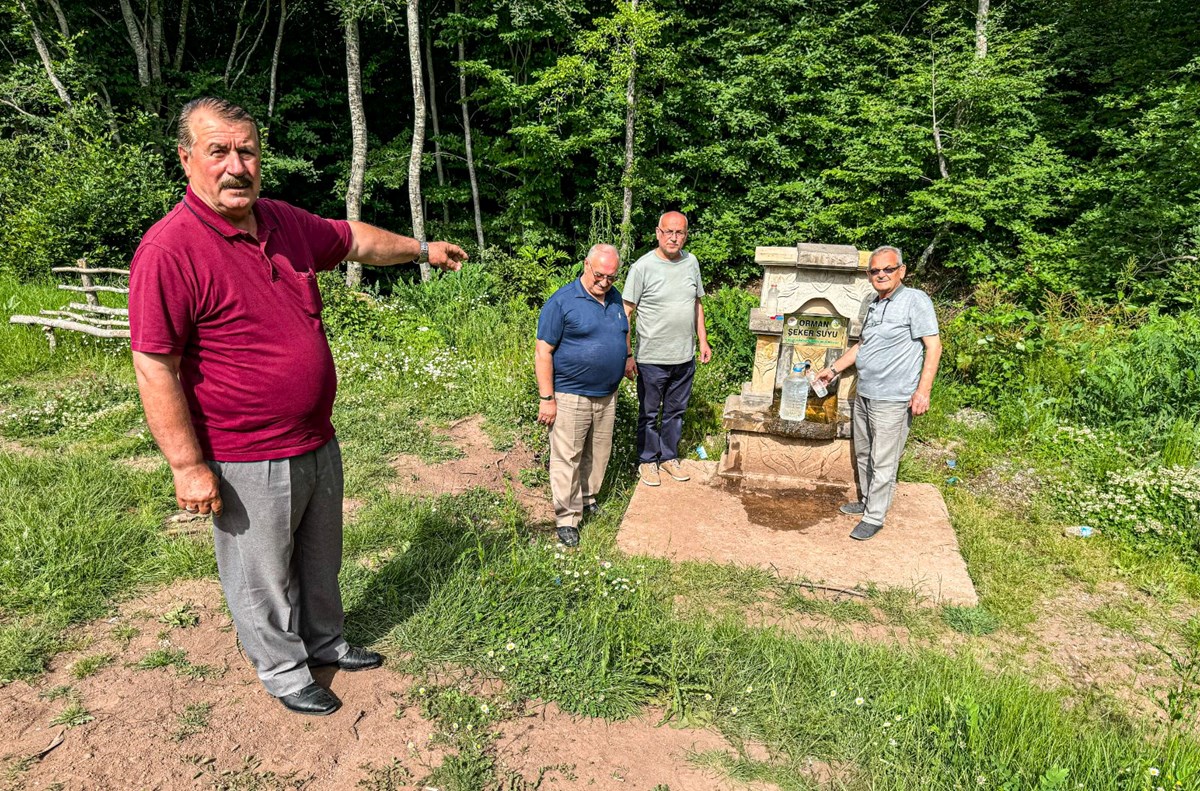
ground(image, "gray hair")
xmin=177 ymin=97 xmax=258 ymax=152
xmin=868 ymin=245 xmax=904 ymax=267
xmin=586 ymin=243 xmax=620 ymax=266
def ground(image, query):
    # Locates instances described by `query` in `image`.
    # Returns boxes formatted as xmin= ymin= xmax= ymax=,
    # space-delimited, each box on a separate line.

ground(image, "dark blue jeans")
xmin=636 ymin=360 xmax=696 ymax=464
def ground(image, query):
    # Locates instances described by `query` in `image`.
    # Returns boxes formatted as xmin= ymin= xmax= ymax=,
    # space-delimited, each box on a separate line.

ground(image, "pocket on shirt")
xmin=293 ymin=270 xmax=324 ymax=317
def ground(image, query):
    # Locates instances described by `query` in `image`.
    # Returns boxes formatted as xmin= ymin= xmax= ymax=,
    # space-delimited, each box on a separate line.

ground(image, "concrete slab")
xmin=616 ymin=460 xmax=978 ymax=606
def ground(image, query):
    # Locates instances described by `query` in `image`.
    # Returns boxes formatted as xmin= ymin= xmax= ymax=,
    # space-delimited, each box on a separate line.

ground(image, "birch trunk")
xmin=148 ymin=0 xmax=162 ymax=84
xmin=424 ymin=26 xmax=448 ymax=224
xmin=344 ymin=16 xmax=367 ymax=289
xmin=17 ymin=0 xmax=72 ymax=107
xmin=268 ymin=0 xmax=286 ymax=118
xmin=118 ymin=0 xmax=150 ymax=86
xmin=44 ymin=0 xmax=70 ymax=38
xmin=456 ymin=0 xmax=484 ymax=249
xmin=407 ymin=0 xmax=430 ymax=281
xmin=173 ymin=0 xmax=189 ymax=69
xmin=619 ymin=0 xmax=638 ymax=261
xmin=224 ymin=0 xmax=249 ymax=87
xmin=975 ymin=0 xmax=990 ymax=59
xmin=231 ymin=0 xmax=271 ymax=88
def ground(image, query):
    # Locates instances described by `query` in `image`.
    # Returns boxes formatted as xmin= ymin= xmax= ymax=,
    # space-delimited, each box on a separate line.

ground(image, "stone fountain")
xmin=615 ymin=243 xmax=978 ymax=605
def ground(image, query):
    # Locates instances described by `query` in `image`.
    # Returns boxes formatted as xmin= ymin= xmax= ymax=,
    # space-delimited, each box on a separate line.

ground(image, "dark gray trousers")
xmin=210 ymin=438 xmax=348 ymax=697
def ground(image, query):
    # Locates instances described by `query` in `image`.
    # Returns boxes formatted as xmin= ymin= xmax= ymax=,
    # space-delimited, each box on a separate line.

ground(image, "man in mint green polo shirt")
xmin=623 ymin=211 xmax=712 ymax=487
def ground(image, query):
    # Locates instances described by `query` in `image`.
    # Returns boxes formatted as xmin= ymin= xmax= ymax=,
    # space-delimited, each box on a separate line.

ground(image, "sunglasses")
xmin=587 ymin=266 xmax=619 ymax=284
xmin=868 ymin=265 xmax=902 ymax=276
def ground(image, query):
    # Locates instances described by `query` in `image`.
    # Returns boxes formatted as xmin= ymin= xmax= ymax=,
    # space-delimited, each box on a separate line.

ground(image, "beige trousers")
xmin=549 ymin=391 xmax=618 ymax=528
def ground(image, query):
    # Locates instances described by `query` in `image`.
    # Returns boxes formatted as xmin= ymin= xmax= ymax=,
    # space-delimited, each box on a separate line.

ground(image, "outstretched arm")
xmin=346 ymin=221 xmax=468 ymax=271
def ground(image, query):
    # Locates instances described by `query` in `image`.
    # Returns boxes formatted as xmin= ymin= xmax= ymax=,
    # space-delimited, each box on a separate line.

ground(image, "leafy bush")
xmin=701 ymin=285 xmax=757 ymax=388
xmin=478 ymin=245 xmax=573 ymax=307
xmin=0 ymin=104 xmax=177 ymax=281
xmin=1063 ymin=465 xmax=1200 ymax=558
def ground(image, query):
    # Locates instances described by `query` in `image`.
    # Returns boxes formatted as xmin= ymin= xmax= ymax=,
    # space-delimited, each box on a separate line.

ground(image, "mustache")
xmin=220 ymin=175 xmax=253 ymax=189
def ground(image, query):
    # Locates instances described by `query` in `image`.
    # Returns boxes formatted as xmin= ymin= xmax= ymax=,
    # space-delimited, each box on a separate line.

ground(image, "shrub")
xmin=0 ymin=104 xmax=177 ymax=281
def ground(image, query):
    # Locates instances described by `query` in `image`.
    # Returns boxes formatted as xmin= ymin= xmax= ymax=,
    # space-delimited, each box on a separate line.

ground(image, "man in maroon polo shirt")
xmin=129 ymin=97 xmax=467 ymax=716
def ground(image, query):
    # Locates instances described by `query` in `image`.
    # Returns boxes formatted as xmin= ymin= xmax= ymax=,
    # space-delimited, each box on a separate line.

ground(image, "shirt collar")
xmin=182 ymin=185 xmax=276 ymax=241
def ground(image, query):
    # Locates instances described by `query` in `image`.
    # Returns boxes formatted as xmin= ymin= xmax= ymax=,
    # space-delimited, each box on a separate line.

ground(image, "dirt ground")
xmin=0 ymin=579 xmax=786 ymax=791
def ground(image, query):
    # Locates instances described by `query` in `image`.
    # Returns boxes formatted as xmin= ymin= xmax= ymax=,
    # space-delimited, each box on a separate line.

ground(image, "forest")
xmin=1 ymin=0 xmax=1198 ymax=307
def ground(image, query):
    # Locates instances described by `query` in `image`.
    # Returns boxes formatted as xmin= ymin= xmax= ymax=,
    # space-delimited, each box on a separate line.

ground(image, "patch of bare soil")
xmin=497 ymin=703 xmax=808 ymax=791
xmin=2 ymin=579 xmax=786 ymax=790
xmin=390 ymin=414 xmax=554 ymax=527
xmin=0 ymin=438 xmax=39 ymax=456
xmin=117 ymin=454 xmax=166 ymax=472
xmin=986 ymin=583 xmax=1196 ymax=729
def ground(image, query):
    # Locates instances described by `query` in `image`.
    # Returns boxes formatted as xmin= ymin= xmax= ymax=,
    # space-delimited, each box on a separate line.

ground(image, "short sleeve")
xmin=128 ymin=244 xmax=197 ymax=356
xmin=909 ymin=292 xmax=940 ymax=339
xmin=274 ymin=201 xmax=353 ymax=272
xmin=536 ymin=298 xmax=565 ymax=347
xmin=623 ymin=260 xmax=644 ymax=305
xmin=692 ymin=256 xmax=705 ymax=298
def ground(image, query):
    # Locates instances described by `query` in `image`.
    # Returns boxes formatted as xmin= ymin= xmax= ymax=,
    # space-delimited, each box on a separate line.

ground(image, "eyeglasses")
xmin=656 ymin=228 xmax=687 ymax=238
xmin=868 ymin=265 xmax=902 ymax=276
xmin=587 ymin=267 xmax=619 ymax=284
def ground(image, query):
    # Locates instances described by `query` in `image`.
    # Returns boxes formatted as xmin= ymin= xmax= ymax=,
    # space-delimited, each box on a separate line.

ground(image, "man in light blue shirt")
xmin=816 ymin=246 xmax=942 ymax=540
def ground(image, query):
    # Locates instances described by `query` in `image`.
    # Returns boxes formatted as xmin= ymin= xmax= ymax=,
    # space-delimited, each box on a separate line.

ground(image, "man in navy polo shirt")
xmin=535 ymin=244 xmax=635 ymax=547
xmin=129 ymin=97 xmax=467 ymax=716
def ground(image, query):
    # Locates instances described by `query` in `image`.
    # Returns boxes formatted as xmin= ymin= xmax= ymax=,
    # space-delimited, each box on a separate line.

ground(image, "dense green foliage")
xmin=1 ymin=0 xmax=1197 ymax=302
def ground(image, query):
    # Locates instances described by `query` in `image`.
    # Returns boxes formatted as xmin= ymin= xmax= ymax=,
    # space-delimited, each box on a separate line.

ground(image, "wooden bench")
xmin=9 ymin=258 xmax=130 ymax=349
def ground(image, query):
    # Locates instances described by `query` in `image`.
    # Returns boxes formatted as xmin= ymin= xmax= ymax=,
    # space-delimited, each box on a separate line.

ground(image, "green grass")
xmin=4 ymin=274 xmax=1200 ymax=788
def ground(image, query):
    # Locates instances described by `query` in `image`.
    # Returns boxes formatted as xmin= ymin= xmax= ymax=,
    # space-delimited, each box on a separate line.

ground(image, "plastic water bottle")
xmin=1063 ymin=525 xmax=1095 ymax=538
xmin=779 ymin=364 xmax=809 ymax=421
xmin=764 ymin=284 xmax=779 ymax=318
xmin=806 ymin=367 xmax=828 ymax=398
xmin=695 ymin=444 xmax=708 ymax=460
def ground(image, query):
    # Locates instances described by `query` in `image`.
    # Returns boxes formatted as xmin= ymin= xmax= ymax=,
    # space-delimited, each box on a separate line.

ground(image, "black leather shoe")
xmin=333 ymin=646 xmax=384 ymax=671
xmin=556 ymin=525 xmax=580 ymax=547
xmin=277 ymin=683 xmax=341 ymax=716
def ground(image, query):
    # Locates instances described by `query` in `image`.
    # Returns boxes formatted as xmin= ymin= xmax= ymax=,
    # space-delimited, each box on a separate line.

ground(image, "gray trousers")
xmin=209 ymin=438 xmax=349 ymax=697
xmin=851 ymin=395 xmax=913 ymax=528
xmin=548 ymin=391 xmax=617 ymax=528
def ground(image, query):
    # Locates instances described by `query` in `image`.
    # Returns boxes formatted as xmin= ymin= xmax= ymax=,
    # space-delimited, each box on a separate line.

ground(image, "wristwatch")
xmin=418 ymin=240 xmax=429 ymax=264
xmin=539 ymin=394 xmax=554 ymax=401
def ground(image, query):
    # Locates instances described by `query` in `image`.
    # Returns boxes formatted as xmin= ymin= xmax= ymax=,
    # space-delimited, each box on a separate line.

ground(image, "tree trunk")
xmin=173 ymin=0 xmax=189 ymax=69
xmin=118 ymin=0 xmax=150 ymax=87
xmin=619 ymin=0 xmax=638 ymax=261
xmin=268 ymin=0 xmax=286 ymax=118
xmin=975 ymin=0 xmax=990 ymax=59
xmin=17 ymin=0 xmax=72 ymax=107
xmin=231 ymin=0 xmax=271 ymax=88
xmin=44 ymin=0 xmax=70 ymax=39
xmin=344 ymin=16 xmax=367 ymax=289
xmin=224 ymin=0 xmax=250 ymax=87
xmin=407 ymin=0 xmax=430 ymax=281
xmin=456 ymin=0 xmax=484 ymax=249
xmin=148 ymin=0 xmax=162 ymax=85
xmin=424 ymin=25 xmax=448 ymax=224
